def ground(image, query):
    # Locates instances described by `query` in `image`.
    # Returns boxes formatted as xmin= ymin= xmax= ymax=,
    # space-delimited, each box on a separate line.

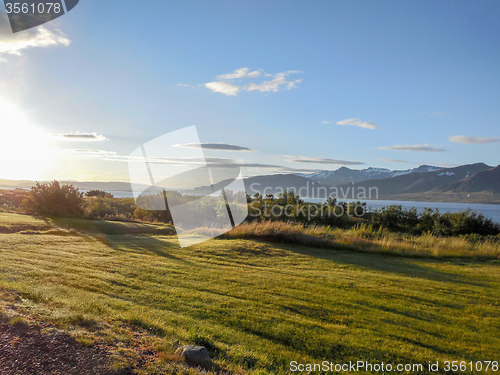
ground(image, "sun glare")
xmin=0 ymin=100 xmax=53 ymax=181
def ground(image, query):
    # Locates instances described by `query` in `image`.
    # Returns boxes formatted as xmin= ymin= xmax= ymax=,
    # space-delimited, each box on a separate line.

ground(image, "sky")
xmin=0 ymin=0 xmax=500 ymax=183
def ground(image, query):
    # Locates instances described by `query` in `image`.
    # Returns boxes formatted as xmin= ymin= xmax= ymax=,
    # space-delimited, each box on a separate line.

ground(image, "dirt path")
xmin=0 ymin=320 xmax=112 ymax=375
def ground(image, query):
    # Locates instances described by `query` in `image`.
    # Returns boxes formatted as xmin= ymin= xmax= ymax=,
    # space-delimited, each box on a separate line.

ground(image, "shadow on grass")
xmin=231 ymin=322 xmax=435 ymax=373
xmin=290 ymin=243 xmax=490 ymax=287
xmin=388 ymin=334 xmax=468 ymax=358
xmin=50 ymin=217 xmax=184 ymax=260
xmin=50 ymin=217 xmax=176 ymax=236
xmin=226 ymin=232 xmax=491 ymax=288
xmin=92 ymin=233 xmax=184 ymax=259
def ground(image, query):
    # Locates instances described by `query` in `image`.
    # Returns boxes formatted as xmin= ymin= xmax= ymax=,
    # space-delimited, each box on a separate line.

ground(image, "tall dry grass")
xmin=224 ymin=221 xmax=500 ymax=259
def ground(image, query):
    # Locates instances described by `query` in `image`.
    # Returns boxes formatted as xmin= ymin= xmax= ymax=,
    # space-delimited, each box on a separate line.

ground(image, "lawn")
xmin=0 ymin=213 xmax=499 ymax=374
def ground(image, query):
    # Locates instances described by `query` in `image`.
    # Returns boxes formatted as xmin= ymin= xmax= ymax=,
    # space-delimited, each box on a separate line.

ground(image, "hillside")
xmin=434 ymin=165 xmax=500 ymax=194
xmin=332 ymin=163 xmax=495 ymax=201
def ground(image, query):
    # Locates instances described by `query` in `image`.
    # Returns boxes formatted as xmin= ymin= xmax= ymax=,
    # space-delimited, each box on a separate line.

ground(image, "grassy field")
xmin=0 ymin=212 xmax=499 ymax=374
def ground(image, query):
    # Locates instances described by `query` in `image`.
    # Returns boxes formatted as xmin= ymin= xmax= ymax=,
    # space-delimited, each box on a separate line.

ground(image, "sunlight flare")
xmin=0 ymin=100 xmax=53 ymax=180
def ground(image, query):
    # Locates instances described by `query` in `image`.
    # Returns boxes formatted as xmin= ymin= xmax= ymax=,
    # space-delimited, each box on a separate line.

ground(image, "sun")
xmin=0 ymin=100 xmax=53 ymax=181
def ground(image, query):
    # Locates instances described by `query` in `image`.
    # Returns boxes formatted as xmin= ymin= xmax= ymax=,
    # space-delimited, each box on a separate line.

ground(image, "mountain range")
xmin=296 ymin=165 xmax=441 ymax=185
xmin=1 ymin=162 xmax=499 ymax=203
xmin=329 ymin=163 xmax=496 ymax=202
xmin=188 ymin=162 xmax=500 ymax=203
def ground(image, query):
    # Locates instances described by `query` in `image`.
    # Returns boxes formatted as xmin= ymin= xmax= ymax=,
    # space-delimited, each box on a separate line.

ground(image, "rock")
xmin=176 ymin=345 xmax=211 ymax=366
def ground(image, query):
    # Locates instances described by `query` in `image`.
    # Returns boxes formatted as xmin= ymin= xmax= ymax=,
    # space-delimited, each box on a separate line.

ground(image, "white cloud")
xmin=54 ymin=132 xmax=108 ymax=141
xmin=204 ymin=81 xmax=241 ymax=96
xmin=336 ymin=118 xmax=378 ymax=129
xmin=204 ymin=69 xmax=303 ymax=96
xmin=378 ymin=144 xmax=445 ymax=152
xmin=244 ymin=71 xmax=302 ymax=93
xmin=216 ymin=67 xmax=261 ymax=80
xmin=449 ymin=135 xmax=500 ymax=144
xmin=177 ymin=83 xmax=194 ymax=88
xmin=321 ymin=121 xmax=331 ymax=124
xmin=0 ymin=13 xmax=71 ymax=61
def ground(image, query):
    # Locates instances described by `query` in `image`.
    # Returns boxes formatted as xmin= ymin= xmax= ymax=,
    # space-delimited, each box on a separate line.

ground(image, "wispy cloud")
xmin=430 ymin=112 xmax=445 ymax=117
xmin=378 ymin=158 xmax=412 ymax=164
xmin=378 ymin=144 xmax=445 ymax=152
xmin=174 ymin=143 xmax=255 ymax=152
xmin=287 ymin=156 xmax=365 ymax=166
xmin=55 ymin=132 xmax=108 ymax=141
xmin=336 ymin=118 xmax=378 ymax=130
xmin=321 ymin=121 xmax=331 ymax=124
xmin=204 ymin=68 xmax=302 ymax=96
xmin=69 ymin=149 xmax=324 ymax=175
xmin=0 ymin=13 xmax=71 ymax=61
xmin=75 ymin=149 xmax=112 ymax=154
xmin=177 ymin=83 xmax=194 ymax=88
xmin=449 ymin=135 xmax=500 ymax=144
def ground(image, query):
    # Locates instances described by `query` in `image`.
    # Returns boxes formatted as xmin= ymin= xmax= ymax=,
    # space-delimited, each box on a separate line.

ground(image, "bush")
xmin=371 ymin=205 xmax=500 ymax=237
xmin=434 ymin=210 xmax=500 ymax=236
xmin=23 ymin=181 xmax=84 ymax=217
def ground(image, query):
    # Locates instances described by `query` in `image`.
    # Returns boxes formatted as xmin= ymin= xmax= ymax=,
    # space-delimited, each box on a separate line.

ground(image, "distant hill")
xmin=433 ymin=165 xmax=500 ymax=194
xmin=0 ymin=179 xmax=137 ymax=192
xmin=296 ymin=165 xmax=441 ymax=186
xmin=188 ymin=174 xmax=323 ymax=196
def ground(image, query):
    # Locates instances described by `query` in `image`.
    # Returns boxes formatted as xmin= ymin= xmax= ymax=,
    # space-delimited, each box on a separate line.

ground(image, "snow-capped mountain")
xmin=296 ymin=165 xmax=442 ymax=186
xmin=333 ymin=162 xmax=494 ymax=197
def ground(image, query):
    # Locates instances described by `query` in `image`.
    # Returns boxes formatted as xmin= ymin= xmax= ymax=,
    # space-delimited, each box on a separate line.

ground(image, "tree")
xmin=326 ymin=197 xmax=337 ymax=206
xmin=23 ymin=181 xmax=84 ymax=217
xmin=85 ymin=196 xmax=113 ymax=218
xmin=85 ymin=190 xmax=113 ymax=198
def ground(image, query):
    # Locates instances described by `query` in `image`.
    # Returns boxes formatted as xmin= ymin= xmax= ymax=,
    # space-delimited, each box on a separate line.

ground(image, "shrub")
xmin=435 ymin=210 xmax=500 ymax=236
xmin=23 ymin=181 xmax=84 ymax=217
xmin=371 ymin=205 xmax=500 ymax=236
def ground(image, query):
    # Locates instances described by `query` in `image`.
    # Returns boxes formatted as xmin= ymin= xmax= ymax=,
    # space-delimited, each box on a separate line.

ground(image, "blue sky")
xmin=1 ymin=0 xmax=500 ymax=182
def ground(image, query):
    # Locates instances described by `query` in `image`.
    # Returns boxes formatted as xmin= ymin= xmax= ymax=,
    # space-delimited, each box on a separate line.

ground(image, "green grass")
xmin=0 ymin=212 xmax=47 ymax=224
xmin=0 ymin=212 xmax=52 ymax=233
xmin=0 ymin=213 xmax=499 ymax=374
xmin=0 ymin=211 xmax=176 ymax=236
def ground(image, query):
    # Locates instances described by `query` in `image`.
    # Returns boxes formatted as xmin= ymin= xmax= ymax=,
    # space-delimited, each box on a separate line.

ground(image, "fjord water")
xmin=80 ymin=191 xmax=500 ymax=224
